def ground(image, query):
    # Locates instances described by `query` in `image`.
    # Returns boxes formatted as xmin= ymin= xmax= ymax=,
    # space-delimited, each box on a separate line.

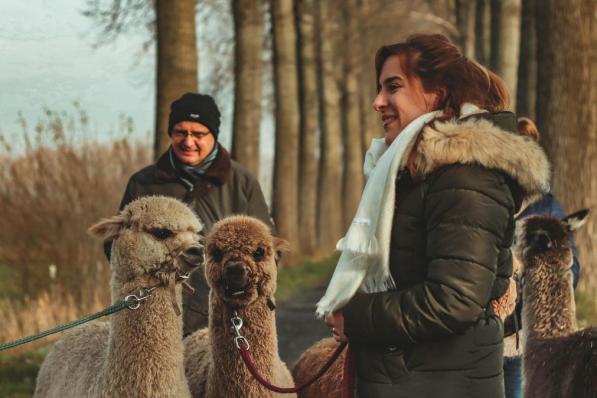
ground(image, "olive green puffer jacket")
xmin=343 ymin=112 xmax=550 ymax=398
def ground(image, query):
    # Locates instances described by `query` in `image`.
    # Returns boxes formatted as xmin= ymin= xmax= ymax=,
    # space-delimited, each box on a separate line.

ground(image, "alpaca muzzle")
xmin=178 ymin=243 xmax=204 ymax=271
xmin=223 ymin=262 xmax=252 ymax=296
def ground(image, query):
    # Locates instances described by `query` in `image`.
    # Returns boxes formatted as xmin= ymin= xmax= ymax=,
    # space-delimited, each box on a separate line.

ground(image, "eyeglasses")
xmin=171 ymin=130 xmax=211 ymax=141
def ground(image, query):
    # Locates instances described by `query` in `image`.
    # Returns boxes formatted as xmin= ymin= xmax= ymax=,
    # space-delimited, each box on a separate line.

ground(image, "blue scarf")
xmin=169 ymin=145 xmax=219 ymax=190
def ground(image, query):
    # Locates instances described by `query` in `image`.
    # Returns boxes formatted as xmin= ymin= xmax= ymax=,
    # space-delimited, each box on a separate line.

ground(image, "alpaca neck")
xmin=522 ymin=262 xmax=577 ymax=340
xmin=100 ymin=278 xmax=186 ymax=395
xmin=207 ymin=293 xmax=280 ymax=397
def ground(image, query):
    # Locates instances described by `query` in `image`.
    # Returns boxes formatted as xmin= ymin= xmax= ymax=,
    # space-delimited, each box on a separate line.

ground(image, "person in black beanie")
xmin=105 ymin=92 xmax=274 ymax=335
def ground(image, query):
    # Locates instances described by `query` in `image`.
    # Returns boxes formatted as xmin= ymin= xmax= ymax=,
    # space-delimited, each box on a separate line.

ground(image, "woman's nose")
xmin=373 ymin=91 xmax=386 ymax=112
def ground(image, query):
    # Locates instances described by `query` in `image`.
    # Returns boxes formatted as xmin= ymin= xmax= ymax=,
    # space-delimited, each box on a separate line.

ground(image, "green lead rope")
xmin=0 ymin=300 xmax=130 ymax=352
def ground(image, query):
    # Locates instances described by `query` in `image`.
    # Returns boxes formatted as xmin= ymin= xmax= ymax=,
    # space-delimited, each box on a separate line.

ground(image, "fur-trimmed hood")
xmin=411 ymin=116 xmax=551 ymax=202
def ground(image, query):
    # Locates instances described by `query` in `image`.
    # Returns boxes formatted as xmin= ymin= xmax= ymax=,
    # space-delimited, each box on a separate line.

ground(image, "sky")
xmin=0 ymin=1 xmax=157 ymax=142
xmin=1 ymin=1 xmax=274 ymax=195
xmin=0 ymin=1 xmax=255 ymax=147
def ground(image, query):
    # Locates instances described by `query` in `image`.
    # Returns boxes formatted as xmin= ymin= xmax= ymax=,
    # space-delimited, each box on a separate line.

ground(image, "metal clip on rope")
xmin=231 ymin=311 xmax=250 ymax=350
xmin=124 ymin=287 xmax=156 ymax=310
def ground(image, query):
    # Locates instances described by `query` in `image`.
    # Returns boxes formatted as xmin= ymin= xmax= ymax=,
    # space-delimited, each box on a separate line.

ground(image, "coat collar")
xmin=411 ymin=113 xmax=550 ymax=201
xmin=154 ymin=143 xmax=231 ymax=186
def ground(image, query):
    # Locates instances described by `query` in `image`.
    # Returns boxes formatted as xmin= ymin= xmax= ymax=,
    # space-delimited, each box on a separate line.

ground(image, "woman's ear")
xmin=88 ymin=214 xmax=127 ymax=241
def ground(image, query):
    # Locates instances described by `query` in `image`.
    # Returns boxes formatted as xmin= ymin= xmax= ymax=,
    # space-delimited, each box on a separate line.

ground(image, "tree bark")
xmin=296 ymin=0 xmax=320 ymax=255
xmin=154 ymin=0 xmax=199 ymax=158
xmin=515 ymin=0 xmax=536 ymax=119
xmin=342 ymin=0 xmax=364 ymax=229
xmin=536 ymin=0 xmax=597 ymax=291
xmin=271 ymin=0 xmax=300 ymax=258
xmin=231 ymin=0 xmax=264 ymax=176
xmin=456 ymin=0 xmax=476 ymax=58
xmin=475 ymin=0 xmax=491 ymax=65
xmin=317 ymin=0 xmax=344 ymax=250
xmin=357 ymin=0 xmax=378 ymax=161
xmin=490 ymin=0 xmax=521 ymax=109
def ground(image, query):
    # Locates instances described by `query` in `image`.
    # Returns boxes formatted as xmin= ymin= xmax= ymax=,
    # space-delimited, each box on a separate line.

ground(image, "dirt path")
xmin=276 ymin=284 xmax=331 ymax=366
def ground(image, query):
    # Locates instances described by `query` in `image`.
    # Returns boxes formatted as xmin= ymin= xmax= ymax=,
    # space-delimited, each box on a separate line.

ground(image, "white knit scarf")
xmin=316 ymin=104 xmax=486 ymax=318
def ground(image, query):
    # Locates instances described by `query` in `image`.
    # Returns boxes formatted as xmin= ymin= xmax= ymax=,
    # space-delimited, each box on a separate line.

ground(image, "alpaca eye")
xmin=253 ymin=247 xmax=265 ymax=261
xmin=211 ymin=247 xmax=223 ymax=262
xmin=150 ymin=228 xmax=174 ymax=240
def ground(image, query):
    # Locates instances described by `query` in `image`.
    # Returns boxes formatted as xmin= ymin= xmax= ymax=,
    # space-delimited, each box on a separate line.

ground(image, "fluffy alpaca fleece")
xmin=514 ymin=211 xmax=597 ymax=398
xmin=292 ymin=338 xmax=345 ymax=398
xmin=184 ymin=215 xmax=295 ymax=398
xmin=34 ymin=196 xmax=203 ymax=398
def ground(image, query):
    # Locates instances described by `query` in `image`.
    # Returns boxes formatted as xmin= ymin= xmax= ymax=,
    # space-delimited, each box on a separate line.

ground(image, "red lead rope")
xmin=238 ymin=341 xmax=348 ymax=394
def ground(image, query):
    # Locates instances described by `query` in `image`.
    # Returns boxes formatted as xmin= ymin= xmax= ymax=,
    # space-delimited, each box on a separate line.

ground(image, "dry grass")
xmin=0 ymin=106 xmax=150 ymax=308
xmin=0 ymin=106 xmax=150 ymax=352
xmin=0 ymin=289 xmax=107 ymax=354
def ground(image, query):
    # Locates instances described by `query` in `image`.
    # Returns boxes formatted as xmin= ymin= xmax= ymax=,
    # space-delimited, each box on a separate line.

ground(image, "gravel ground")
xmin=276 ymin=284 xmax=331 ymax=366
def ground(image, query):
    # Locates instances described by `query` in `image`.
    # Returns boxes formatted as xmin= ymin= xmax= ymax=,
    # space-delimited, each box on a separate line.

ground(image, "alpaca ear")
xmin=562 ymin=209 xmax=590 ymax=232
xmin=88 ymin=215 xmax=127 ymax=241
xmin=273 ymin=237 xmax=290 ymax=253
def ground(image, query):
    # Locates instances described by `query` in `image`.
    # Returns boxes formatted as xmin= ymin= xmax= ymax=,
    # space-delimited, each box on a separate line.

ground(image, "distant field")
xmin=0 ymin=263 xmax=22 ymax=301
xmin=0 ymin=349 xmax=47 ymax=398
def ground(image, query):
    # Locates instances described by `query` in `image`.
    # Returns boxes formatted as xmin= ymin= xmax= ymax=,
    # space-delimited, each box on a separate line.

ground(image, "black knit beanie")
xmin=168 ymin=93 xmax=221 ymax=137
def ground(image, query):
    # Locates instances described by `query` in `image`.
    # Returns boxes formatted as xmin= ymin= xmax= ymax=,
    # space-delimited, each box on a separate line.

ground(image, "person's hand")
xmin=324 ymin=310 xmax=348 ymax=342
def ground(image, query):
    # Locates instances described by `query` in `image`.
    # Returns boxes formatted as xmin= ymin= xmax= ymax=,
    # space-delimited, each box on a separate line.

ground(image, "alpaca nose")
xmin=224 ymin=262 xmax=250 ymax=289
xmin=179 ymin=244 xmax=204 ymax=268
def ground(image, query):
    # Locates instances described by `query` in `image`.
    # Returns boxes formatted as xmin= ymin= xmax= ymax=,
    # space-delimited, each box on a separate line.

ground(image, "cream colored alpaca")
xmin=183 ymin=215 xmax=295 ymax=398
xmin=514 ymin=210 xmax=596 ymax=398
xmin=34 ymin=196 xmax=204 ymax=398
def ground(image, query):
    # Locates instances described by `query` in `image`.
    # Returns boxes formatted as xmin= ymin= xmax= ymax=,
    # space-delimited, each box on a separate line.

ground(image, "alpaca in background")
xmin=515 ymin=209 xmax=596 ymax=398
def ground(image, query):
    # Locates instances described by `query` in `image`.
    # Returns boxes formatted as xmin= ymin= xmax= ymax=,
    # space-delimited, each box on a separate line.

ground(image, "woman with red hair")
xmin=318 ymin=34 xmax=550 ymax=397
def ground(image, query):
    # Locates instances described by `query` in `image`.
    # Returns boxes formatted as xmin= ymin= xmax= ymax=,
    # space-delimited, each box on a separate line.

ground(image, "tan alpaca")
xmin=515 ymin=210 xmax=597 ymax=398
xmin=34 ymin=196 xmax=204 ymax=398
xmin=183 ymin=215 xmax=295 ymax=398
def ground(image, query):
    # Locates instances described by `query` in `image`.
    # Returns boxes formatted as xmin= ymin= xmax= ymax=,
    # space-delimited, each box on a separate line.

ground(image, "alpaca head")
xmin=204 ymin=215 xmax=289 ymax=307
xmin=514 ymin=209 xmax=589 ymax=280
xmin=88 ymin=196 xmax=204 ymax=286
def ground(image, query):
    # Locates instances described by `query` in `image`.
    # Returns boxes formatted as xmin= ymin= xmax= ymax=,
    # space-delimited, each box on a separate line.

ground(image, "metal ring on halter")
xmin=235 ymin=336 xmax=250 ymax=350
xmin=124 ymin=288 xmax=155 ymax=310
xmin=124 ymin=294 xmax=141 ymax=310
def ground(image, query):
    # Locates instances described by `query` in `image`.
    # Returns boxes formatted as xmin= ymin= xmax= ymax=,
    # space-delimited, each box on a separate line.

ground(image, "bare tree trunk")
xmin=490 ymin=0 xmax=521 ymax=109
xmin=456 ymin=0 xmax=476 ymax=58
xmin=536 ymin=0 xmax=597 ymax=292
xmin=358 ymin=0 xmax=378 ymax=159
xmin=231 ymin=0 xmax=264 ymax=176
xmin=342 ymin=0 xmax=364 ymax=229
xmin=475 ymin=0 xmax=491 ymax=65
xmin=296 ymin=0 xmax=319 ymax=255
xmin=317 ymin=0 xmax=343 ymax=250
xmin=516 ymin=0 xmax=536 ymax=119
xmin=154 ymin=0 xmax=199 ymax=158
xmin=271 ymin=0 xmax=300 ymax=258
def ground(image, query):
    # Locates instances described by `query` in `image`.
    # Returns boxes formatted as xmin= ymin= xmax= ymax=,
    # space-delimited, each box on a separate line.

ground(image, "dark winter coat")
xmin=105 ymin=144 xmax=273 ymax=335
xmin=343 ymin=113 xmax=550 ymax=398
